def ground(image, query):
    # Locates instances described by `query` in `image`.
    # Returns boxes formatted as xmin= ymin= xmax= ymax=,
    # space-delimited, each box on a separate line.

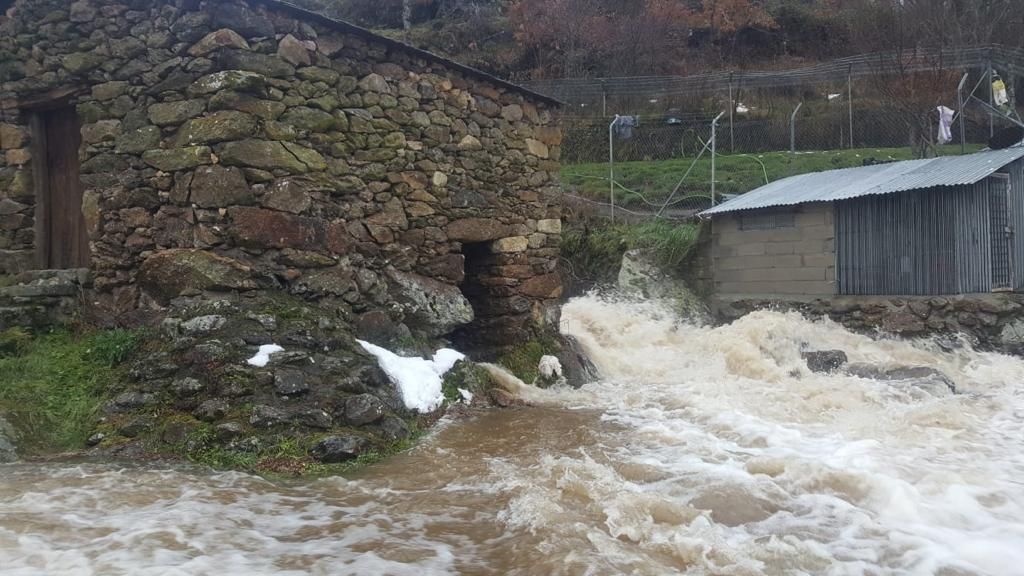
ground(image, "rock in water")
xmin=0 ymin=414 xmax=17 ymax=463
xmin=310 ymin=435 xmax=370 ymax=463
xmin=386 ymin=269 xmax=474 ymax=337
xmin=802 ymin=350 xmax=848 ymax=373
xmin=844 ymin=363 xmax=957 ymax=396
xmin=617 ymin=249 xmax=711 ymax=324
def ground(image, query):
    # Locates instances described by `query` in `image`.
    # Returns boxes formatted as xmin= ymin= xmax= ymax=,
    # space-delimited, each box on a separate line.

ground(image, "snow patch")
xmin=357 ymin=340 xmax=466 ymax=413
xmin=458 ymin=388 xmax=474 ymax=403
xmin=246 ymin=344 xmax=284 ymax=367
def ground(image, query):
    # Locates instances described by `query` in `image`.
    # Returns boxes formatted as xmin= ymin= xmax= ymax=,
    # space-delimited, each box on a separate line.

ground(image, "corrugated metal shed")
xmin=702 ymin=148 xmax=1024 ymax=216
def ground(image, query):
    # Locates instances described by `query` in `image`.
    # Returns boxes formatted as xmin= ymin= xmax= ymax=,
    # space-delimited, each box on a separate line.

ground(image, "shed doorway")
xmin=989 ymin=174 xmax=1013 ymax=292
xmin=30 ymin=106 xmax=89 ymax=269
xmin=452 ymin=241 xmax=495 ymax=352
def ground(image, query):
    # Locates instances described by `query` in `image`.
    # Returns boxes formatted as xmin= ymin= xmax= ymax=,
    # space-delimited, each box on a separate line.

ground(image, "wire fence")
xmin=539 ymin=45 xmax=1024 ymax=221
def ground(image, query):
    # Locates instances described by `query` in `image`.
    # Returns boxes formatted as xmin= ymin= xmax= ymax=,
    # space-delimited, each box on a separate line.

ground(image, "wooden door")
xmin=32 ymin=106 xmax=89 ymax=269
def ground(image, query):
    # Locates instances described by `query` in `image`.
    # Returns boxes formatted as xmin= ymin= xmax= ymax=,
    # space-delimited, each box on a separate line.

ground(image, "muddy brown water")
xmin=2 ymin=296 xmax=1024 ymax=575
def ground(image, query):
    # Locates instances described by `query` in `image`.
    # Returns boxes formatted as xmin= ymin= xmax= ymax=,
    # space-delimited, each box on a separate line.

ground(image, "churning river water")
xmin=2 ymin=296 xmax=1024 ymax=575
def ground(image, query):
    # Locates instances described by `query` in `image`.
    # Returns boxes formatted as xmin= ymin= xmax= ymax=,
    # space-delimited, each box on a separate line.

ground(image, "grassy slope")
xmin=561 ymin=145 xmax=983 ymax=207
xmin=0 ymin=328 xmax=138 ymax=453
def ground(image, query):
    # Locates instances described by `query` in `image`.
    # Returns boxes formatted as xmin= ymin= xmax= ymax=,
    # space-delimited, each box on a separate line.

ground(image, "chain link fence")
xmin=537 ymin=45 xmax=1024 ymax=220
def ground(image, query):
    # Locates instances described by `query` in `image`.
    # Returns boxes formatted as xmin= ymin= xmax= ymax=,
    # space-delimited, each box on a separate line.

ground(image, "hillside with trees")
xmin=293 ymin=1 xmax=1024 ymax=80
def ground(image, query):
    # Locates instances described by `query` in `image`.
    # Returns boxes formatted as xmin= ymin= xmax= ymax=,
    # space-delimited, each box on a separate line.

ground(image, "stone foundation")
xmin=715 ymin=294 xmax=1024 ymax=352
xmin=0 ymin=269 xmax=90 ymax=330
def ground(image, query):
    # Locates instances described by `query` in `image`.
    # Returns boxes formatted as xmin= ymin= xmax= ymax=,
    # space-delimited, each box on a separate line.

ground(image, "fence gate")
xmin=989 ymin=174 xmax=1013 ymax=291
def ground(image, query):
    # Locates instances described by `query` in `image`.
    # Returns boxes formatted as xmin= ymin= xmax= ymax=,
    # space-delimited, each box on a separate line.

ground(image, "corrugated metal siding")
xmin=836 ymin=186 xmax=993 ymax=295
xmin=1004 ymin=158 xmax=1024 ymax=290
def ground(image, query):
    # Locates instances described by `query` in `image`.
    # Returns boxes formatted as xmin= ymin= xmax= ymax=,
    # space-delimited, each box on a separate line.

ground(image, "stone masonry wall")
xmin=711 ymin=202 xmax=835 ymax=296
xmin=0 ymin=0 xmax=563 ymax=345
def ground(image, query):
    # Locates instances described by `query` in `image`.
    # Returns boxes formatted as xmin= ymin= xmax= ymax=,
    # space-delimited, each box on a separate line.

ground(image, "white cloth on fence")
xmin=613 ymin=115 xmax=638 ymax=140
xmin=937 ymin=105 xmax=954 ymax=145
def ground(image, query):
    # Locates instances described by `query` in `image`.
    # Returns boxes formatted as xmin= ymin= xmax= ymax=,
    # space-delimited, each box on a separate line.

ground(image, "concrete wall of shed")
xmin=711 ymin=202 xmax=835 ymax=296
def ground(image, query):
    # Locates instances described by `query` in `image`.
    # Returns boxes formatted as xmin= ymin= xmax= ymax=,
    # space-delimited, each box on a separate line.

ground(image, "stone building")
xmin=0 ymin=0 xmax=564 ymax=349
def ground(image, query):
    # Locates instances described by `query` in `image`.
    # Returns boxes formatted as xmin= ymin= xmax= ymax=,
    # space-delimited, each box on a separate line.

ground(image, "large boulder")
xmin=845 ymin=364 xmax=957 ymax=396
xmin=386 ymin=269 xmax=474 ymax=337
xmin=617 ymin=249 xmax=711 ymax=324
xmin=310 ymin=434 xmax=370 ymax=463
xmin=138 ymin=249 xmax=257 ymax=303
xmin=802 ymin=350 xmax=848 ymax=373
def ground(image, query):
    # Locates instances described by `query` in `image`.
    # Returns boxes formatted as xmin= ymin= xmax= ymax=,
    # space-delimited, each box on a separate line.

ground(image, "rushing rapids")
xmin=2 ymin=295 xmax=1024 ymax=575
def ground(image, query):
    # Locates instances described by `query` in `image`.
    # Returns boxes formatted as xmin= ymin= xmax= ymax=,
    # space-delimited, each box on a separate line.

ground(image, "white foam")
xmin=245 ymin=344 xmax=284 ymax=367
xmin=357 ymin=340 xmax=465 ymax=413
xmin=538 ymin=355 xmax=562 ymax=379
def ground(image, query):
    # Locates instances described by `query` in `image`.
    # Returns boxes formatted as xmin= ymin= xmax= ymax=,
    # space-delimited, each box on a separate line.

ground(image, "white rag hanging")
xmin=993 ymin=77 xmax=1009 ymax=107
xmin=937 ymin=106 xmax=954 ymax=145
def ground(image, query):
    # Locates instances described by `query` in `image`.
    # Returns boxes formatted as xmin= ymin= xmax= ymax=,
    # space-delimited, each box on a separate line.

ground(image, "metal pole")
xmin=609 ymin=116 xmax=617 ymax=223
xmin=989 ymin=62 xmax=995 ymax=138
xmin=957 ymin=72 xmax=968 ymax=154
xmin=790 ymin=102 xmax=803 ymax=153
xmin=711 ymin=111 xmax=724 ymax=207
xmin=728 ymin=76 xmax=734 ymax=152
xmin=601 ymin=80 xmax=607 ymax=118
xmin=847 ymin=68 xmax=854 ymax=148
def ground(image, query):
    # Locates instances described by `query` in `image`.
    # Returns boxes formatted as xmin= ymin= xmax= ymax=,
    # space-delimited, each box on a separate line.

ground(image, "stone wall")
xmin=711 ymin=202 xmax=835 ymax=297
xmin=716 ymin=294 xmax=1024 ymax=353
xmin=0 ymin=269 xmax=90 ymax=330
xmin=0 ymin=0 xmax=563 ymax=346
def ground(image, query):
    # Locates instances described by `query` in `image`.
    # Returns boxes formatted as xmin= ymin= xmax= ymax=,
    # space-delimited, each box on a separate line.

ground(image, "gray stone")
xmin=148 ymin=100 xmax=207 ymax=126
xmin=802 ymin=350 xmax=848 ymax=373
xmin=181 ymin=315 xmax=227 ymax=335
xmin=175 ymin=110 xmax=258 ymax=146
xmin=378 ymin=415 xmax=410 ymax=441
xmin=105 ymin=392 xmax=154 ymax=413
xmin=209 ymin=91 xmax=286 ymax=120
xmin=189 ymin=29 xmax=250 ymax=56
xmin=188 ymin=70 xmax=267 ymax=96
xmin=219 ymin=139 xmax=323 ymax=173
xmin=310 ymin=434 xmax=369 ymax=463
xmin=219 ymin=49 xmax=295 ymax=78
xmin=119 ymin=416 xmax=155 ymax=438
xmin=340 ymin=394 xmax=385 ymax=426
xmin=194 ymin=399 xmax=230 ymax=422
xmin=171 ymin=377 xmax=205 ymax=397
xmin=358 ymin=73 xmax=392 ymax=94
xmin=142 ymin=147 xmax=213 ymax=172
xmin=86 ymin=432 xmax=106 ymax=447
xmin=190 ymin=165 xmax=254 ymax=208
xmin=387 ymin=269 xmax=474 ymax=337
xmin=280 ymin=107 xmax=336 ymax=132
xmin=277 ymin=34 xmax=311 ymax=66
xmin=0 ymin=414 xmax=17 ymax=463
xmin=261 ymin=178 xmax=312 ymax=214
xmin=292 ymin=408 xmax=332 ymax=429
xmin=115 ymin=126 xmax=161 ymax=154
xmin=212 ymin=4 xmax=274 ymax=38
xmin=137 ymin=249 xmax=256 ymax=303
xmin=215 ymin=422 xmax=245 ymax=441
xmin=249 ymin=404 xmax=287 ymax=428
xmin=274 ymin=368 xmax=309 ymax=396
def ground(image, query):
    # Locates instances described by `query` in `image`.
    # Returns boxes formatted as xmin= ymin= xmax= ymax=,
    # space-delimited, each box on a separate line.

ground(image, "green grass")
xmin=561 ymin=220 xmax=703 ymax=288
xmin=561 ymin=145 xmax=983 ymax=207
xmin=497 ymin=337 xmax=561 ymax=385
xmin=0 ymin=328 xmax=139 ymax=453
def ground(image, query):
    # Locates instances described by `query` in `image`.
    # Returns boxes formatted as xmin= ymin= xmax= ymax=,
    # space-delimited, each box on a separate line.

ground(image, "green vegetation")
xmin=0 ymin=328 xmax=139 ymax=453
xmin=562 ymin=220 xmax=703 ymax=288
xmin=561 ymin=145 xmax=983 ymax=207
xmin=179 ymin=422 xmax=423 ymax=478
xmin=441 ymin=360 xmax=496 ymax=401
xmin=497 ymin=337 xmax=560 ymax=385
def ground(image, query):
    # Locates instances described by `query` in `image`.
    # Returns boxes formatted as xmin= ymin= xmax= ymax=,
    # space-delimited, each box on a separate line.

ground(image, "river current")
xmin=2 ymin=295 xmax=1023 ymax=575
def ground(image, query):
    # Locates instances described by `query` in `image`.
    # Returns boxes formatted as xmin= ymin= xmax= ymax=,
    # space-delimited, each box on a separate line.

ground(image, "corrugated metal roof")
xmin=701 ymin=147 xmax=1024 ymax=216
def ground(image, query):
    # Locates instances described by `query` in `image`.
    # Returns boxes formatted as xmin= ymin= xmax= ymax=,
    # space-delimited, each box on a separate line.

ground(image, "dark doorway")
xmin=31 ymin=106 xmax=89 ymax=269
xmin=452 ymin=241 xmax=496 ymax=353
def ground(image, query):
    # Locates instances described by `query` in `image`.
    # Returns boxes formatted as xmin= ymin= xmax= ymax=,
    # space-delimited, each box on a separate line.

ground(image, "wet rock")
xmin=86 ymin=432 xmax=106 ymax=447
xmin=618 ymin=249 xmax=710 ymax=324
xmin=171 ymin=377 xmax=205 ymax=397
xmin=386 ymin=269 xmax=474 ymax=337
xmin=309 ymin=434 xmax=369 ymax=463
xmin=273 ymin=368 xmax=309 ymax=397
xmin=558 ymin=335 xmax=599 ymax=388
xmin=802 ymin=350 xmax=848 ymax=374
xmin=489 ymin=388 xmax=518 ymax=408
xmin=292 ymin=408 xmax=332 ymax=429
xmin=119 ymin=416 xmax=155 ymax=438
xmin=378 ymin=415 xmax=411 ymax=441
xmin=845 ymin=364 xmax=957 ymax=395
xmin=181 ymin=315 xmax=226 ymax=336
xmin=194 ymin=399 xmax=230 ymax=422
xmin=0 ymin=414 xmax=17 ymax=463
xmin=215 ymin=422 xmax=245 ymax=441
xmin=249 ymin=405 xmax=287 ymax=428
xmin=105 ymin=391 xmax=154 ymax=413
xmin=161 ymin=420 xmax=199 ymax=445
xmin=340 ymin=394 xmax=385 ymax=426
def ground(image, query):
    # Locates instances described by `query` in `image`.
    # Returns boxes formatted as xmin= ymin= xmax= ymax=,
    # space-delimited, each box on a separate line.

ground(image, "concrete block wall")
xmin=711 ymin=202 xmax=836 ymax=296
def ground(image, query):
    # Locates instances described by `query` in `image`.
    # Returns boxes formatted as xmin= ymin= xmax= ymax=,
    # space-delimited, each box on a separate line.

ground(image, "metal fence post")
xmin=790 ymin=102 xmax=803 ymax=153
xmin=957 ymin=72 xmax=968 ymax=154
xmin=609 ymin=116 xmax=617 ymax=222
xmin=711 ymin=111 xmax=724 ymax=207
xmin=989 ymin=61 xmax=995 ymax=138
xmin=847 ymin=67 xmax=854 ymax=148
xmin=728 ymin=74 xmax=735 ymax=152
